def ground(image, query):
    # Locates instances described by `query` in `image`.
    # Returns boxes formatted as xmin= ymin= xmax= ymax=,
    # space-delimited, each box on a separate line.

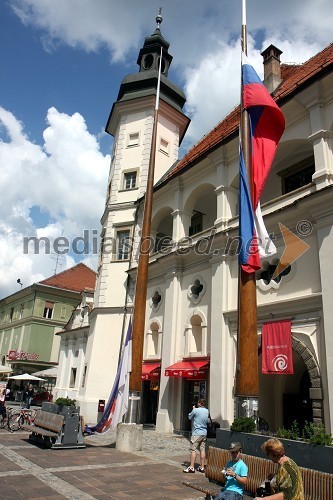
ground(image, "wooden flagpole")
xmin=235 ymin=0 xmax=259 ymax=414
xmin=126 ymin=44 xmax=163 ymax=423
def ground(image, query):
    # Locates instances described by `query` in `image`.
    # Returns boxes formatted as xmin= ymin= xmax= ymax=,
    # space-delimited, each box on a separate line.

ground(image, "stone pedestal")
xmin=116 ymin=423 xmax=143 ymax=452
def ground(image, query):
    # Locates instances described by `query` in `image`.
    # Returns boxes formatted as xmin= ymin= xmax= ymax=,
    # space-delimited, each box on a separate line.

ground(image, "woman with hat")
xmin=214 ymin=441 xmax=248 ymax=499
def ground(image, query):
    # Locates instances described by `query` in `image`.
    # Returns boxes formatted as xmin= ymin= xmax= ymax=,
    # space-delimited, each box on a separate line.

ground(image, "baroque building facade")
xmin=75 ymin=19 xmax=333 ymax=434
xmin=0 ymin=263 xmax=96 ymax=383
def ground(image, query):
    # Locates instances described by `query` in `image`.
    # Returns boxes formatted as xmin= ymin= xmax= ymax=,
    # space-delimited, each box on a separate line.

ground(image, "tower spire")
xmin=156 ymin=8 xmax=162 ymax=30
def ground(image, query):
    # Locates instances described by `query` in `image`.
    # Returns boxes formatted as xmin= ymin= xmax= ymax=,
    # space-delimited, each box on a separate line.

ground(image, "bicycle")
xmin=8 ymin=408 xmax=37 ymax=431
xmin=0 ymin=406 xmax=15 ymax=430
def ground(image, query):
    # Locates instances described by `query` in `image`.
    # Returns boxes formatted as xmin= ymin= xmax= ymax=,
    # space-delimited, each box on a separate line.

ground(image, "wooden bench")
xmin=22 ymin=409 xmax=64 ymax=447
xmin=182 ymin=446 xmax=333 ymax=499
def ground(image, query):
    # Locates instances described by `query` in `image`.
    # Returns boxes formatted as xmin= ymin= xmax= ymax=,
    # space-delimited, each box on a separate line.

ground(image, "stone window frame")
xmin=187 ymin=275 xmax=206 ymax=305
xmin=256 ymin=259 xmax=295 ymax=292
xmin=144 ymin=318 xmax=162 ymax=360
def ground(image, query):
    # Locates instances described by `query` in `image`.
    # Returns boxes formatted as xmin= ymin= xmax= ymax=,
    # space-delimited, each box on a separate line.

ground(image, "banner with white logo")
xmin=262 ymin=320 xmax=293 ymax=375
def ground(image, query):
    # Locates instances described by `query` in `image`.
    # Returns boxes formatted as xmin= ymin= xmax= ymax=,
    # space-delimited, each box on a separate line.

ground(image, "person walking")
xmin=255 ymin=438 xmax=304 ymax=500
xmin=183 ymin=398 xmax=209 ymax=473
xmin=214 ymin=442 xmax=248 ymax=499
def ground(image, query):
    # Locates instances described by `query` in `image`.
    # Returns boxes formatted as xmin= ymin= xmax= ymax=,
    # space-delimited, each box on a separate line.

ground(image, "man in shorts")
xmin=183 ymin=398 xmax=209 ymax=473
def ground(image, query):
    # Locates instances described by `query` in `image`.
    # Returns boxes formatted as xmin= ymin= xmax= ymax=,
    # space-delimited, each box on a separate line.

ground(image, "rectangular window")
xmin=19 ymin=304 xmax=24 ymax=319
xmin=159 ymin=137 xmax=169 ymax=155
xmin=127 ymin=132 xmax=139 ymax=147
xmin=278 ymin=158 xmax=315 ymax=194
xmin=43 ymin=301 xmax=54 ymax=319
xmin=69 ymin=367 xmax=77 ymax=388
xmin=9 ymin=308 xmax=14 ymax=321
xmin=189 ymin=211 xmax=203 ymax=236
xmin=82 ymin=365 xmax=87 ymax=387
xmin=116 ymin=230 xmax=131 ymax=260
xmin=123 ymin=171 xmax=137 ymax=190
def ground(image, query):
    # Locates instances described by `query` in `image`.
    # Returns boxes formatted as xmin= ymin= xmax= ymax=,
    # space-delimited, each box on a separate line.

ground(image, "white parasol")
xmin=8 ymin=373 xmax=46 ymax=381
xmin=0 ymin=366 xmax=13 ymax=374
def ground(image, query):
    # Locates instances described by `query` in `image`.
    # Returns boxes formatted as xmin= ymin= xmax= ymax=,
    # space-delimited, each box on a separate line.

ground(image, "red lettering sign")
xmin=8 ymin=350 xmax=39 ymax=361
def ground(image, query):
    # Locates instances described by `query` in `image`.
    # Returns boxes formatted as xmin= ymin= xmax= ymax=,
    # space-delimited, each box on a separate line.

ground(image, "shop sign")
xmin=8 ymin=350 xmax=39 ymax=361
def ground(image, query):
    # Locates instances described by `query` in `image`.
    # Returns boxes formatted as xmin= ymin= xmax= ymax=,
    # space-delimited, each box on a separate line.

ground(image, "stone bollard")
xmin=116 ymin=422 xmax=143 ymax=452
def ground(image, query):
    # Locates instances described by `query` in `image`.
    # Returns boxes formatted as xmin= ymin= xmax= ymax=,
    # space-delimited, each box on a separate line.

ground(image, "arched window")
xmin=145 ymin=321 xmax=162 ymax=359
xmin=184 ymin=312 xmax=207 ymax=357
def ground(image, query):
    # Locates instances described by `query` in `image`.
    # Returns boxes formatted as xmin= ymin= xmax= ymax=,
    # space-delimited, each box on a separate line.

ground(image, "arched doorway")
xmin=258 ymin=334 xmax=323 ymax=432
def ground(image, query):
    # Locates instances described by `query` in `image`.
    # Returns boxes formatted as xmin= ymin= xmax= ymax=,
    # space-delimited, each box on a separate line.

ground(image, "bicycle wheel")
xmin=0 ymin=415 xmax=5 ymax=429
xmin=8 ymin=411 xmax=23 ymax=431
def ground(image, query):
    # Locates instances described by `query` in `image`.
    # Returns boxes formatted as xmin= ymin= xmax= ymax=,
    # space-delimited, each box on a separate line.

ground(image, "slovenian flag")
xmin=239 ymin=54 xmax=285 ymax=273
xmin=85 ymin=318 xmax=132 ymax=434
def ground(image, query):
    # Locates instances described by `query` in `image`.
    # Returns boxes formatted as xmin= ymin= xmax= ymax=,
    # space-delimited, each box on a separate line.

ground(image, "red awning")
xmin=165 ymin=360 xmax=209 ymax=378
xmin=142 ymin=362 xmax=161 ymax=380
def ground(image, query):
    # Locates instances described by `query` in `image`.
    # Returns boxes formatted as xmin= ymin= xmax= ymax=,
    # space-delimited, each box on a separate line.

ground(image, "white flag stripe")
xmin=254 ymin=202 xmax=277 ymax=258
xmin=109 ymin=335 xmax=132 ymax=431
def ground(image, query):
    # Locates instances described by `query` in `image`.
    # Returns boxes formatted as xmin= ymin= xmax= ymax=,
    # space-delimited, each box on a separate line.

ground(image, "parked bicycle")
xmin=0 ymin=406 xmax=16 ymax=430
xmin=8 ymin=408 xmax=36 ymax=431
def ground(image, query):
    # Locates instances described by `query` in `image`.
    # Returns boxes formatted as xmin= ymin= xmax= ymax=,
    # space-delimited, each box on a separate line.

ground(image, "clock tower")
xmin=78 ymin=14 xmax=190 ymax=423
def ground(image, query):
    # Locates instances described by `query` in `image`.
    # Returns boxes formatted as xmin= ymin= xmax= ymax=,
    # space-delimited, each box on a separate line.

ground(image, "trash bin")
xmin=97 ymin=399 xmax=105 ymax=422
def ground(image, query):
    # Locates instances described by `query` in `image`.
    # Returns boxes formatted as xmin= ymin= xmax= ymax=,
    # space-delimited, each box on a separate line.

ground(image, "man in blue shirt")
xmin=183 ymin=398 xmax=209 ymax=473
xmin=214 ymin=442 xmax=248 ymax=499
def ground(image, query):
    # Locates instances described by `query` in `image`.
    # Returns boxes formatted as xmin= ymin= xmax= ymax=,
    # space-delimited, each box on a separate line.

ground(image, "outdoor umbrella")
xmin=32 ymin=366 xmax=58 ymax=378
xmin=8 ymin=373 xmax=46 ymax=381
xmin=0 ymin=366 xmax=12 ymax=373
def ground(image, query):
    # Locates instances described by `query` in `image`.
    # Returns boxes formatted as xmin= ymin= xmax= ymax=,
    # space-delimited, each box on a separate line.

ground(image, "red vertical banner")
xmin=262 ymin=320 xmax=293 ymax=374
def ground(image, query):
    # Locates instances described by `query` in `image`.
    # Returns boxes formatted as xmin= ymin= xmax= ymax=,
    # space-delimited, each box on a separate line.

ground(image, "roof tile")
xmin=161 ymin=43 xmax=333 ymax=184
xmin=38 ymin=263 xmax=96 ymax=293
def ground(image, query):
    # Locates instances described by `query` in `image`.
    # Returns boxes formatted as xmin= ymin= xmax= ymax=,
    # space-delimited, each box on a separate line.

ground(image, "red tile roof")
xmin=38 ymin=263 xmax=96 ymax=293
xmin=160 ymin=42 xmax=333 ymax=185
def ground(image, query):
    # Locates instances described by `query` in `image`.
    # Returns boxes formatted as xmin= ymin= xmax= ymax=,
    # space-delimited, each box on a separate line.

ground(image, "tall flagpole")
xmin=125 ymin=41 xmax=163 ymax=424
xmin=235 ymin=0 xmax=259 ymax=417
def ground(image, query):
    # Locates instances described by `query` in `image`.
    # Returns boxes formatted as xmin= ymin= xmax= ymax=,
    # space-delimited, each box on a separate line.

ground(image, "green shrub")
xmin=230 ymin=417 xmax=256 ymax=433
xmin=276 ymin=427 xmax=292 ymax=439
xmin=276 ymin=420 xmax=300 ymax=441
xmin=55 ymin=397 xmax=76 ymax=407
xmin=303 ymin=422 xmax=332 ymax=446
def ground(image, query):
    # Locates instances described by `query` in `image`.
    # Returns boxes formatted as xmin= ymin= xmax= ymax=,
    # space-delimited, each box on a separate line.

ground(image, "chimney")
xmin=261 ymin=44 xmax=283 ymax=93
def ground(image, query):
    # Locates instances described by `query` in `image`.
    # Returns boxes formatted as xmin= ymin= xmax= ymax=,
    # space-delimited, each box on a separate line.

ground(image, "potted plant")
xmin=216 ymin=418 xmax=333 ymax=473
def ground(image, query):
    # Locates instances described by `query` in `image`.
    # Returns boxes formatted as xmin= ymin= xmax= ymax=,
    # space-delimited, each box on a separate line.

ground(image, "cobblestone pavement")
xmin=0 ymin=427 xmax=221 ymax=499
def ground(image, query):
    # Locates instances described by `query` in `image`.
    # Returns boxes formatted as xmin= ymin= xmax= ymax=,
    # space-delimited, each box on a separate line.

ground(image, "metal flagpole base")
xmin=124 ymin=390 xmax=141 ymax=424
xmin=236 ymin=396 xmax=258 ymax=420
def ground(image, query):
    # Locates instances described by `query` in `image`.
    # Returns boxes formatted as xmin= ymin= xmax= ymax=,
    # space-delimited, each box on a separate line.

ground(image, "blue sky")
xmin=1 ymin=0 xmax=332 ymax=298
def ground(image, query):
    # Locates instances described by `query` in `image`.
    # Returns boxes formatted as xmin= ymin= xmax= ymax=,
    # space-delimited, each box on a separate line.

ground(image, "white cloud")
xmin=9 ymin=0 xmax=332 ymax=146
xmin=0 ymin=106 xmax=109 ymax=298
xmin=2 ymin=0 xmax=333 ymax=298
